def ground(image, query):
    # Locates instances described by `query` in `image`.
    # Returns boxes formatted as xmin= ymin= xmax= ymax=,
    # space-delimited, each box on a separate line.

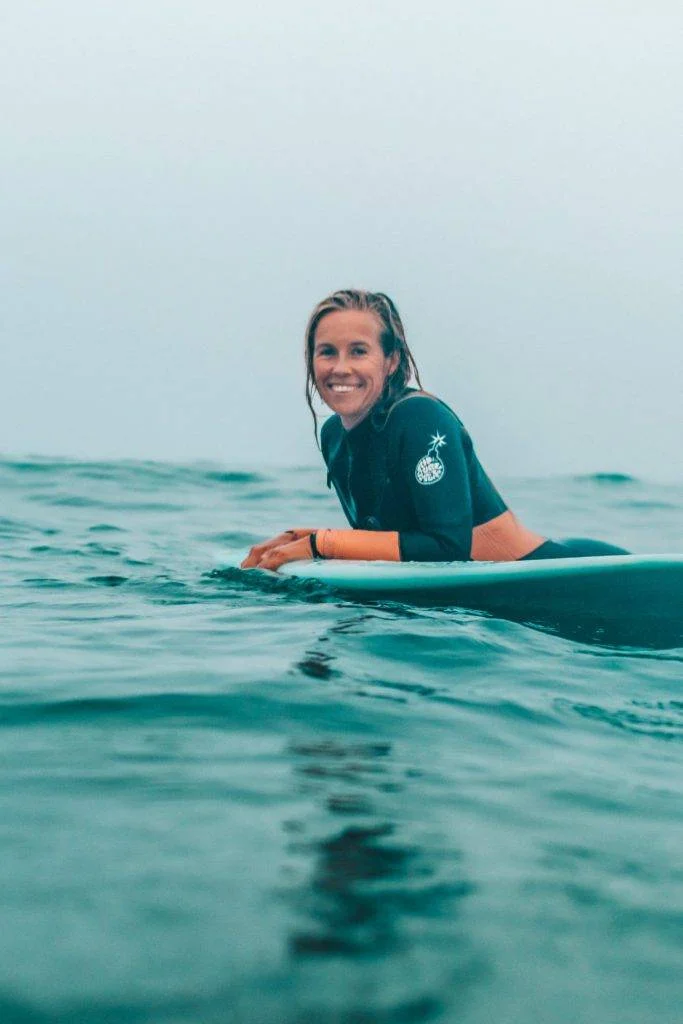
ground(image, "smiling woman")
xmin=241 ymin=289 xmax=628 ymax=571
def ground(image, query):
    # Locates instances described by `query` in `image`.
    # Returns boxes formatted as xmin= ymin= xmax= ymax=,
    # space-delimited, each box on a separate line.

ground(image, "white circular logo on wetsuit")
xmin=415 ymin=455 xmax=445 ymax=485
xmin=415 ymin=432 xmax=447 ymax=486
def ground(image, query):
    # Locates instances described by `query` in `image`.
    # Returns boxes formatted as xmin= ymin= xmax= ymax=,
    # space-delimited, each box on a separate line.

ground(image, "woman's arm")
xmin=242 ymin=527 xmax=401 ymax=570
xmin=389 ymin=397 xmax=474 ymax=561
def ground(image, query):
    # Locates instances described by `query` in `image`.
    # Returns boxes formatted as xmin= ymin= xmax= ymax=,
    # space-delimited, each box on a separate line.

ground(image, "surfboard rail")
xmin=277 ymin=553 xmax=683 ymax=591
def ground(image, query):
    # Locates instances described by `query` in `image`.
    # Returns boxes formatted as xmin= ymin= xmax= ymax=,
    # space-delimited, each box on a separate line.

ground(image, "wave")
xmin=616 ymin=500 xmax=680 ymax=511
xmin=0 ymin=517 xmax=44 ymax=539
xmin=573 ymin=472 xmax=639 ymax=484
xmin=203 ymin=470 xmax=266 ymax=484
xmin=563 ymin=699 xmax=683 ymax=741
xmin=0 ymin=688 xmax=372 ymax=731
xmin=208 ymin=565 xmax=334 ymax=603
xmin=0 ymin=456 xmax=270 ymax=488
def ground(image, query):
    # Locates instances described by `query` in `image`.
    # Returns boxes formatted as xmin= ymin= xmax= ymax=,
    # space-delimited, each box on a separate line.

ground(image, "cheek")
xmin=373 ymin=360 xmax=393 ymax=389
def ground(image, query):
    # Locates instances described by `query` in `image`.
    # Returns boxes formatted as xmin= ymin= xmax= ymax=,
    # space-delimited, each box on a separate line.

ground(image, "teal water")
xmin=2 ymin=456 xmax=683 ymax=1024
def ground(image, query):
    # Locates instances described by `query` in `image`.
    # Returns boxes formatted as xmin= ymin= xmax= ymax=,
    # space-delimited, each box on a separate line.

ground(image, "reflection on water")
xmin=284 ymin=736 xmax=481 ymax=1020
xmin=282 ymin=621 xmax=483 ymax=1020
xmin=291 ymin=818 xmax=417 ymax=957
xmin=288 ymin=738 xmax=412 ymax=958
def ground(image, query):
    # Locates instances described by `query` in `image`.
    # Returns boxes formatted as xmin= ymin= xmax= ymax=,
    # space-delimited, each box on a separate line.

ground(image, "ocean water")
xmin=1 ymin=455 xmax=683 ymax=1024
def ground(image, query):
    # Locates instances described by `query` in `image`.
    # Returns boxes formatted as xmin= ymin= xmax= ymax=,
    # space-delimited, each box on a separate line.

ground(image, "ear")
xmin=387 ymin=351 xmax=400 ymax=376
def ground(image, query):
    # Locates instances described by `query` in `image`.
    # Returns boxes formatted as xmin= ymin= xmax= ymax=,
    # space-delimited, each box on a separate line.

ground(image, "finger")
xmin=241 ymin=534 xmax=288 ymax=568
xmin=258 ymin=535 xmax=313 ymax=572
xmin=258 ymin=547 xmax=285 ymax=571
xmin=241 ymin=546 xmax=266 ymax=569
xmin=257 ymin=529 xmax=313 ymax=551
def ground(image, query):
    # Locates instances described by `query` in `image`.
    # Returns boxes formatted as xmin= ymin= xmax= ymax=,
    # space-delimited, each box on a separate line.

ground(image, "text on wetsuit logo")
xmin=415 ymin=433 xmax=447 ymax=485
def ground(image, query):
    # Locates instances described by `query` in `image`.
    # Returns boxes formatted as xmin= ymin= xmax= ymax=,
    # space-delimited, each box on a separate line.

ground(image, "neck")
xmin=340 ymin=409 xmax=371 ymax=431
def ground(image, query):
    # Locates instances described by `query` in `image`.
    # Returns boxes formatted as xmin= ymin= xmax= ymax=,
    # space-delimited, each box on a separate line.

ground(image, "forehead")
xmin=315 ymin=309 xmax=382 ymax=345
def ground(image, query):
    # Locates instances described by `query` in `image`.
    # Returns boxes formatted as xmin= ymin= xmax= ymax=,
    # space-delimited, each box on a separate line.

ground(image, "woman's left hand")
xmin=253 ymin=534 xmax=314 ymax=571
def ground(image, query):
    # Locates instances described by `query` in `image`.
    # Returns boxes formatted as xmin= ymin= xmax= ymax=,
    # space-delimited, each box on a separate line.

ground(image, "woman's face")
xmin=313 ymin=310 xmax=399 ymax=430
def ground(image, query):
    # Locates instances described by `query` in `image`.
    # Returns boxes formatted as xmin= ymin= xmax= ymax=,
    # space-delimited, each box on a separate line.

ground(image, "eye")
xmin=315 ymin=345 xmax=336 ymax=357
xmin=351 ymin=345 xmax=368 ymax=356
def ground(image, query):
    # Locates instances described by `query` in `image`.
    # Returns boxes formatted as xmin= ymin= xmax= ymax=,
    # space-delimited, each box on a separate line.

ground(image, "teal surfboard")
xmin=221 ymin=553 xmax=683 ymax=646
xmin=276 ymin=553 xmax=679 ymax=592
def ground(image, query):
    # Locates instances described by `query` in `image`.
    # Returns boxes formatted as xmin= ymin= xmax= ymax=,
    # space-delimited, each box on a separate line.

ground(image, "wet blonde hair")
xmin=304 ymin=289 xmax=423 ymax=444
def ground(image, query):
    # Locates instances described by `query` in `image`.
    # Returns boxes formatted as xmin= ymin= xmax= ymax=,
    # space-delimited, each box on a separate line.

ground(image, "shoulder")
xmin=383 ymin=392 xmax=465 ymax=433
xmin=380 ymin=392 xmax=473 ymax=464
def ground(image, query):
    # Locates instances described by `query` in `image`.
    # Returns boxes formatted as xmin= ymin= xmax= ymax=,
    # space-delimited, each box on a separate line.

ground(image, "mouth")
xmin=327 ymin=382 xmax=363 ymax=394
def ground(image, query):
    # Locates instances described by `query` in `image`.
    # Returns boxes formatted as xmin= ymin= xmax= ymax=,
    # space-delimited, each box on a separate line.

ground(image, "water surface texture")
xmin=2 ymin=457 xmax=683 ymax=1024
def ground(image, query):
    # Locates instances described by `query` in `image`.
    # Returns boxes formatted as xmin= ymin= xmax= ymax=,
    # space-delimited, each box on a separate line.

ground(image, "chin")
xmin=327 ymin=397 xmax=360 ymax=414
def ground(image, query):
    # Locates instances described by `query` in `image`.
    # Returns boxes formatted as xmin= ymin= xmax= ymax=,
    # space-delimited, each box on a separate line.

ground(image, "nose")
xmin=332 ymin=351 xmax=352 ymax=374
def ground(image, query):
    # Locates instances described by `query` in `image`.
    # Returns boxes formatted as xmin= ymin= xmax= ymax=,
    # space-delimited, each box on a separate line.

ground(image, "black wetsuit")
xmin=321 ymin=390 xmax=627 ymax=562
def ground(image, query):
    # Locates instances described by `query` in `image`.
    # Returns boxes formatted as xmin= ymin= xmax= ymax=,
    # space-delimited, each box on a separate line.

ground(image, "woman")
xmin=242 ymin=290 xmax=627 ymax=571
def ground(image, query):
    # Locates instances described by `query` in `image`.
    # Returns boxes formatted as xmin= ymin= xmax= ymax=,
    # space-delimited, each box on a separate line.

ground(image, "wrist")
xmin=310 ymin=532 xmax=324 ymax=559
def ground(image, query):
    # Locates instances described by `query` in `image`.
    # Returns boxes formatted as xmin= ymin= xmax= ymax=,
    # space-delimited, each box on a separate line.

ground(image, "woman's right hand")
xmin=241 ymin=528 xmax=317 ymax=569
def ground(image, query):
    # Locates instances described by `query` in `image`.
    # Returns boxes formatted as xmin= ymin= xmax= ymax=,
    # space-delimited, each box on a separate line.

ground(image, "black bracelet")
xmin=310 ymin=532 xmax=322 ymax=559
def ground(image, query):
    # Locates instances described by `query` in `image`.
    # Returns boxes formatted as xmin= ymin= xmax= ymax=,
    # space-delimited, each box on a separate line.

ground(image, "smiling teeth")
xmin=330 ymin=385 xmax=357 ymax=392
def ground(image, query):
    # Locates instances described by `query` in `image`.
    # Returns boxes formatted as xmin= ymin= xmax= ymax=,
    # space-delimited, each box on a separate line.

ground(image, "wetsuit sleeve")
xmin=390 ymin=399 xmax=473 ymax=561
xmin=315 ymin=529 xmax=400 ymax=561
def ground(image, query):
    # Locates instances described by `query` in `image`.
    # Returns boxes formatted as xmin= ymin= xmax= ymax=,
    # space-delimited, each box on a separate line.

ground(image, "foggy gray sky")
xmin=2 ymin=1 xmax=682 ymax=479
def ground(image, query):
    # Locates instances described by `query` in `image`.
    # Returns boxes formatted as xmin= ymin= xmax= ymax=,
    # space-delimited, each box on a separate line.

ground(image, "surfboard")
xmin=277 ymin=552 xmax=679 ymax=589
xmin=219 ymin=552 xmax=683 ymax=646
